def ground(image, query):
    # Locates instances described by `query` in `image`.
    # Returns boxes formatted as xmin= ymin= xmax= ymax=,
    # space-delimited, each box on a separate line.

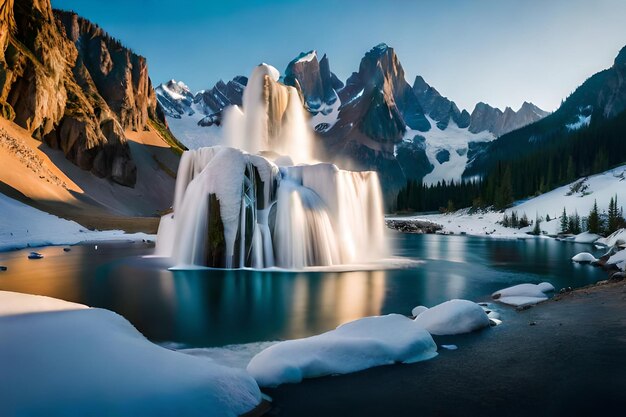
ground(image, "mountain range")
xmin=156 ymin=44 xmax=549 ymax=198
xmin=1 ymin=0 xmax=625 ymax=221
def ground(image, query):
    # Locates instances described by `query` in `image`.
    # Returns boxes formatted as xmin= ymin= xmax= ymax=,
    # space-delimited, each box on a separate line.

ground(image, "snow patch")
xmin=413 ymin=299 xmax=490 ymax=335
xmin=492 ymin=282 xmax=555 ymax=307
xmin=571 ymin=252 xmax=598 ymax=263
xmin=566 ymin=114 xmax=591 ymax=131
xmin=247 ymin=314 xmax=437 ymax=387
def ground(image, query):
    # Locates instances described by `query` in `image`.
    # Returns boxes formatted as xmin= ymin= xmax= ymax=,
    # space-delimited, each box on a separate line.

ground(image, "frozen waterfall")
xmin=155 ymin=64 xmax=387 ymax=269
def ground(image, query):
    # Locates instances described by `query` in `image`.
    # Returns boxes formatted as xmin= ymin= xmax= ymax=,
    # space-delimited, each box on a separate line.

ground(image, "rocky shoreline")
xmin=385 ymin=219 xmax=443 ymax=234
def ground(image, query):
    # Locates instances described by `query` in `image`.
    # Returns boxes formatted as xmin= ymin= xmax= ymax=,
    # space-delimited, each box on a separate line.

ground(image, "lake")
xmin=0 ymin=232 xmax=607 ymax=347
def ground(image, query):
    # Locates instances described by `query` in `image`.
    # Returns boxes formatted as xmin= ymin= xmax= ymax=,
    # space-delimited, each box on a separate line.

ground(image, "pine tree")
xmin=608 ymin=195 xmax=620 ymax=234
xmin=588 ymin=200 xmax=600 ymax=234
xmin=560 ymin=207 xmax=569 ymax=234
xmin=532 ymin=214 xmax=542 ymax=235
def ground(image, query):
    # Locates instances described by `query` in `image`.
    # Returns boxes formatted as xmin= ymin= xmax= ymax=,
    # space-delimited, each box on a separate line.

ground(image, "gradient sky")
xmin=51 ymin=0 xmax=626 ymax=112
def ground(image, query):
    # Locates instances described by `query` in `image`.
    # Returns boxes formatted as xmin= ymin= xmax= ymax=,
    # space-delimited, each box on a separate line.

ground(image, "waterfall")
xmin=155 ymin=64 xmax=387 ymax=269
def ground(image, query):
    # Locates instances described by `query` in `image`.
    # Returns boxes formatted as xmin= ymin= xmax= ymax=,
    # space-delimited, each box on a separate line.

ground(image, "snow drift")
xmin=246 ymin=314 xmax=437 ymax=387
xmin=0 ymin=291 xmax=261 ymax=417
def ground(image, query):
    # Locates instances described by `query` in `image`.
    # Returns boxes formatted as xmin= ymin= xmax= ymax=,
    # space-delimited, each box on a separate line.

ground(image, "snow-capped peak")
xmin=295 ymin=50 xmax=317 ymax=64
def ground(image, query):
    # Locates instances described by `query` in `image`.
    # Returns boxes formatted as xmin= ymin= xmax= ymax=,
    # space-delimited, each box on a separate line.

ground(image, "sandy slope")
xmin=0 ymin=118 xmax=178 ymax=232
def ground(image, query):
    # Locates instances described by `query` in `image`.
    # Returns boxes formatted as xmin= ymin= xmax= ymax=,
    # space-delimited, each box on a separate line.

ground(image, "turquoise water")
xmin=0 ymin=233 xmax=607 ymax=346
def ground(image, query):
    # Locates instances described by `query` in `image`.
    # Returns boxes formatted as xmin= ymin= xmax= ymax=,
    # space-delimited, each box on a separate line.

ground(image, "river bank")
xmin=264 ymin=279 xmax=626 ymax=416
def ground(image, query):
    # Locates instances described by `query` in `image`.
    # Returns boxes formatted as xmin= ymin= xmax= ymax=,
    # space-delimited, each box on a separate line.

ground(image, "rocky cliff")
xmin=0 ymin=0 xmax=167 ymax=187
xmin=320 ymin=44 xmax=423 ymax=200
xmin=283 ymin=50 xmax=342 ymax=115
xmin=468 ymin=101 xmax=548 ymax=137
xmin=413 ymin=75 xmax=470 ymax=130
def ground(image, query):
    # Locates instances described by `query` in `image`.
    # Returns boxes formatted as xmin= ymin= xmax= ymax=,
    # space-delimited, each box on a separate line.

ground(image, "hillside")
xmin=0 ymin=0 xmax=181 ymax=229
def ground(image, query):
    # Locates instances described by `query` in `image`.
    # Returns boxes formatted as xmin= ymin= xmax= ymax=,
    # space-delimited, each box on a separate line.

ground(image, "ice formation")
xmin=155 ymin=64 xmax=387 ymax=269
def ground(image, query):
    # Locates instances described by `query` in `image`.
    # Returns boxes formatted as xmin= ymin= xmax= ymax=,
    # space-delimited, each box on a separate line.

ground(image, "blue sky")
xmin=51 ymin=0 xmax=626 ymax=112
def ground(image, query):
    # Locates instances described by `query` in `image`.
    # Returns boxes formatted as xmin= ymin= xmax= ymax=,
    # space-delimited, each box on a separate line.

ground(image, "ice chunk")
xmin=492 ymin=282 xmax=555 ymax=307
xmin=413 ymin=299 xmax=490 ymax=335
xmin=247 ymin=314 xmax=437 ymax=387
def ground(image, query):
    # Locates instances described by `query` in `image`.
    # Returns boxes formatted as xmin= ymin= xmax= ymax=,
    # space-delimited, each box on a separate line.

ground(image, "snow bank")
xmin=597 ymin=229 xmax=626 ymax=247
xmin=607 ymin=250 xmax=626 ymax=270
xmin=571 ymin=252 xmax=598 ymax=263
xmin=492 ymin=282 xmax=555 ymax=307
xmin=573 ymin=232 xmax=602 ymax=243
xmin=0 ymin=291 xmax=87 ymax=316
xmin=413 ymin=299 xmax=490 ymax=335
xmin=0 ymin=291 xmax=261 ymax=417
xmin=247 ymin=314 xmax=437 ymax=387
xmin=411 ymin=305 xmax=428 ymax=317
xmin=0 ymin=193 xmax=152 ymax=252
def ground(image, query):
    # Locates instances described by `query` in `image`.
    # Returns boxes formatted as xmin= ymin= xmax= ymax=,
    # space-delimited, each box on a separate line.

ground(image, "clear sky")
xmin=51 ymin=0 xmax=626 ymax=112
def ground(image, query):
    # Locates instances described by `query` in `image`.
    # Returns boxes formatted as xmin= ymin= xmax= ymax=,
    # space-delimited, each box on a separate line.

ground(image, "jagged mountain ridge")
xmin=465 ymin=45 xmax=626 ymax=178
xmin=156 ymin=43 xmax=548 ymax=201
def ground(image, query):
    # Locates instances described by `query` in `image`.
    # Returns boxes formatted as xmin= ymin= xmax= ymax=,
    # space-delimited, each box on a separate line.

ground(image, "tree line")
xmin=396 ymin=108 xmax=626 ymax=216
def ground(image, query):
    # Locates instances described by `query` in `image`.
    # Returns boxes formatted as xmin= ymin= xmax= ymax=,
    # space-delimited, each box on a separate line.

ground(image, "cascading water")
xmin=155 ymin=64 xmax=387 ymax=269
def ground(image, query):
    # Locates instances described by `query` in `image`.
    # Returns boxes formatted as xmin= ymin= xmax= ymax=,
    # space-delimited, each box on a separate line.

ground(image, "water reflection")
xmin=0 ymin=234 xmax=608 ymax=347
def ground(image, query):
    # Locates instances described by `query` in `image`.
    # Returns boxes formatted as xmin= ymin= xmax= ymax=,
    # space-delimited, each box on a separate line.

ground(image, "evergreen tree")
xmin=520 ymin=213 xmax=530 ymax=228
xmin=560 ymin=207 xmax=569 ymax=234
xmin=608 ymin=195 xmax=620 ymax=234
xmin=532 ymin=214 xmax=542 ymax=235
xmin=588 ymin=200 xmax=600 ymax=234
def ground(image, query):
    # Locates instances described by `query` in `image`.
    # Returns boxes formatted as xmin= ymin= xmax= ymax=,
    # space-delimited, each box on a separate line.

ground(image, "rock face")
xmin=283 ymin=50 xmax=341 ymax=114
xmin=321 ymin=44 xmax=429 ymax=201
xmin=469 ymin=101 xmax=549 ymax=137
xmin=0 ymin=1 xmax=166 ymax=186
xmin=413 ymin=75 xmax=546 ymax=137
xmin=413 ymin=75 xmax=470 ymax=130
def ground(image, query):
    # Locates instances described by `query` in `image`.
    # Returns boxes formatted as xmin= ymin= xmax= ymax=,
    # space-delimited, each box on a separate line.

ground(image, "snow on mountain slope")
xmin=165 ymin=103 xmax=224 ymax=150
xmin=402 ymin=117 xmax=495 ymax=185
xmin=509 ymin=165 xmax=626 ymax=221
xmin=392 ymin=164 xmax=626 ymax=238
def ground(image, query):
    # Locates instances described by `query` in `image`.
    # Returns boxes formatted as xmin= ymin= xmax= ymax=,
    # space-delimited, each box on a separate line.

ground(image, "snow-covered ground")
xmin=0 ymin=194 xmax=152 ymax=251
xmin=403 ymin=117 xmax=495 ymax=186
xmin=0 ymin=291 xmax=261 ymax=417
xmin=392 ymin=164 xmax=626 ymax=239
